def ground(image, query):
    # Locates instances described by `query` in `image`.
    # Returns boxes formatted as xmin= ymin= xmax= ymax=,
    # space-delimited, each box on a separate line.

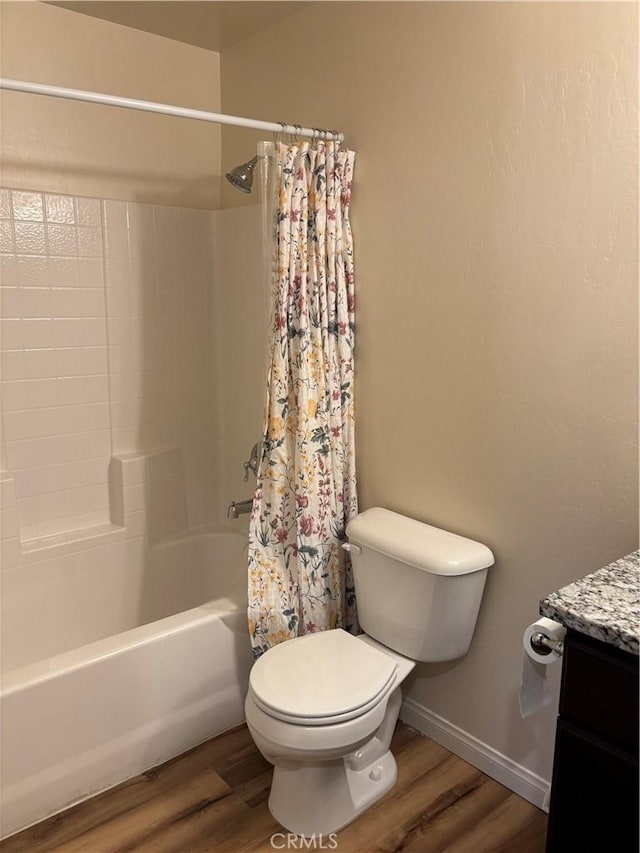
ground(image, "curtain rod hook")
xmin=275 ymin=121 xmax=286 ymax=145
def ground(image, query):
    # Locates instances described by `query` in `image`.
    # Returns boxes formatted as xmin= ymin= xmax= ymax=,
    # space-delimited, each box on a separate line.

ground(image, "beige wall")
xmin=221 ymin=1 xmax=639 ymax=782
xmin=0 ymin=1 xmax=221 ymax=208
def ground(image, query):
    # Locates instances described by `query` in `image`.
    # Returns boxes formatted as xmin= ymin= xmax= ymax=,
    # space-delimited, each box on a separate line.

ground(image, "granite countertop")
xmin=540 ymin=551 xmax=640 ymax=655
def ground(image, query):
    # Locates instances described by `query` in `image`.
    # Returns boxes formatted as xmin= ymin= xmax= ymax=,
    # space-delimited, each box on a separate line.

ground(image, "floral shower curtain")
xmin=248 ymin=140 xmax=358 ymax=658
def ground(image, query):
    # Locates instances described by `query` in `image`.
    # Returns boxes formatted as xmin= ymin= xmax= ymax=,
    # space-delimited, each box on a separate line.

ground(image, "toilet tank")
xmin=345 ymin=508 xmax=494 ymax=662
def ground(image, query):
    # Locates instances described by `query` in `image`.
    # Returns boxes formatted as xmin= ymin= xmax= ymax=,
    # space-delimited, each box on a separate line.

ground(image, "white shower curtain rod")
xmin=0 ymin=78 xmax=344 ymax=142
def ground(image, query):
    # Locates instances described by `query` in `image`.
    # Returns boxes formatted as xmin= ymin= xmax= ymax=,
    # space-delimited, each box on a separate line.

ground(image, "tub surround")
xmin=0 ymin=185 xmax=263 ymax=841
xmin=540 ymin=551 xmax=640 ymax=654
xmin=1 ymin=447 xmax=193 ymax=671
xmin=0 ymin=187 xmax=218 ymax=554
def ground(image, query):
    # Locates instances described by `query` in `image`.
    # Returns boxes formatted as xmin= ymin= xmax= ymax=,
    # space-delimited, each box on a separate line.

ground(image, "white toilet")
xmin=244 ymin=507 xmax=494 ymax=836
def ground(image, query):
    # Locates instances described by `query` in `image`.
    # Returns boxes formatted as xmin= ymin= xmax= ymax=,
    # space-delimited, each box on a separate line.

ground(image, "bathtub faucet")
xmin=227 ymin=499 xmax=254 ymax=519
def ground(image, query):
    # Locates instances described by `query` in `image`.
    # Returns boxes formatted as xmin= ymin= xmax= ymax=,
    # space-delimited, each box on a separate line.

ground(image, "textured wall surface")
xmin=221 ymin=1 xmax=638 ymax=782
xmin=0 ymin=1 xmax=221 ymax=208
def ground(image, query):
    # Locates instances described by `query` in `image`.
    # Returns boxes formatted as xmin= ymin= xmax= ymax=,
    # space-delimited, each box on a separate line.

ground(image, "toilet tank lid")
xmin=346 ymin=508 xmax=494 ymax=576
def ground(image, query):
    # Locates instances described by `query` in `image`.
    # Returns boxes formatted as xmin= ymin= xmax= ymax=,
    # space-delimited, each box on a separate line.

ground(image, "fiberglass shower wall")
xmin=0 ymin=189 xmax=220 ymax=565
xmin=211 ymin=202 xmax=267 ymax=521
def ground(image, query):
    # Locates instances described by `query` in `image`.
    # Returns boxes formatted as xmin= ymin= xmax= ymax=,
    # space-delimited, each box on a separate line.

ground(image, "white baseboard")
xmin=400 ymin=697 xmax=550 ymax=812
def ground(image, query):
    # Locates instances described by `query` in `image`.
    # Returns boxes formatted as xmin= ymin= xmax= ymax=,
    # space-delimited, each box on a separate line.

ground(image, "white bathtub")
xmin=0 ymin=526 xmax=253 ymax=840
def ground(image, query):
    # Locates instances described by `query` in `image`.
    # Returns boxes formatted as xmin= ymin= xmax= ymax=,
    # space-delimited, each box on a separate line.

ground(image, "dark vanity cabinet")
xmin=545 ymin=630 xmax=639 ymax=852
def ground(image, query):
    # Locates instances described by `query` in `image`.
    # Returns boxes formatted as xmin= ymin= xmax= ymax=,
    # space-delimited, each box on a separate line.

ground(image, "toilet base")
xmin=268 ymin=749 xmax=397 ymax=837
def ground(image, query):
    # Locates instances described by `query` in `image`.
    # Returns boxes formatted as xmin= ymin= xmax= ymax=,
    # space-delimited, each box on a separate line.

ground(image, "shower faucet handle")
xmin=243 ymin=442 xmax=262 ymax=482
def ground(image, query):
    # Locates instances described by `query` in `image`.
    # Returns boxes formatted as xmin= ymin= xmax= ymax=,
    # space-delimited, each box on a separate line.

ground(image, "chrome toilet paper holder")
xmin=530 ymin=632 xmax=564 ymax=656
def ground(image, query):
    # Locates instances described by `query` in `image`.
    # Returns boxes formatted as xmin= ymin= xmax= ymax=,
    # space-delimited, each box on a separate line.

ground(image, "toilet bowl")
xmin=245 ymin=507 xmax=495 ymax=836
xmin=245 ymin=631 xmax=415 ymax=836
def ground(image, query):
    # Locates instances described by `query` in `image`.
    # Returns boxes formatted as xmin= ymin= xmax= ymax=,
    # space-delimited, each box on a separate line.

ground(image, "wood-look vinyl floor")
xmin=1 ymin=723 xmax=547 ymax=853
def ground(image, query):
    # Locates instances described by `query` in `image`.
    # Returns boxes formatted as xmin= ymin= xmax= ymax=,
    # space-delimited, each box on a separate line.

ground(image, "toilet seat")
xmin=251 ymin=671 xmax=397 ymax=725
xmin=249 ymin=630 xmax=398 ymax=726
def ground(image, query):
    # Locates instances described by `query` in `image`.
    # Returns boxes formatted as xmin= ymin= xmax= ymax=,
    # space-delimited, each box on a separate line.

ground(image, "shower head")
xmin=225 ymin=156 xmax=258 ymax=193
